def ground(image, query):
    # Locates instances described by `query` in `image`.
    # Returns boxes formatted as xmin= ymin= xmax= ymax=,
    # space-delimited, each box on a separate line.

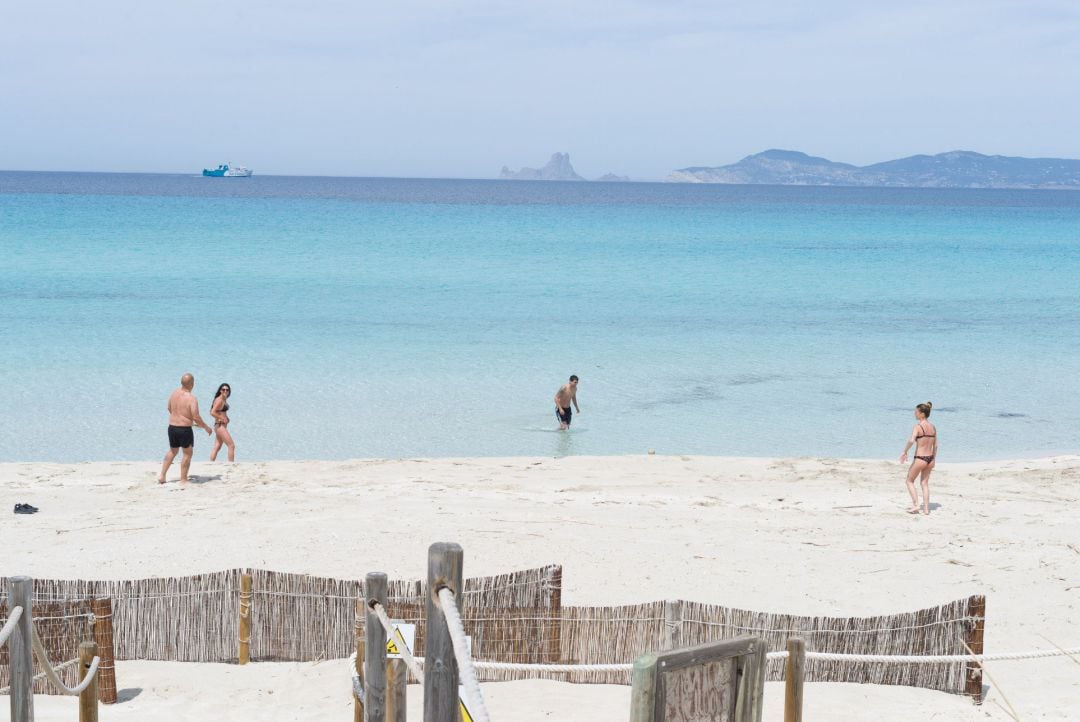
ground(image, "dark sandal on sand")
xmin=14 ymin=503 xmax=39 ymax=514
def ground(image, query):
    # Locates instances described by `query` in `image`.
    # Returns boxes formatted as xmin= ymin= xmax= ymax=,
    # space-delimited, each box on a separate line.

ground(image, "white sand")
xmin=4 ymin=455 xmax=1079 ymax=720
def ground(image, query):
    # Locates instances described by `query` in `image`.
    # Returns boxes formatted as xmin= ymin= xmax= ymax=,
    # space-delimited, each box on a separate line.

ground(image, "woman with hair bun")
xmin=899 ymin=401 xmax=937 ymax=515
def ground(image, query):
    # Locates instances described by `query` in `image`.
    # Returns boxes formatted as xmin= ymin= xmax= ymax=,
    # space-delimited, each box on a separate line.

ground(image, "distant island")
xmin=501 ymin=153 xmax=584 ymax=181
xmin=499 ymin=153 xmax=628 ymax=182
xmin=667 ymin=149 xmax=1080 ymax=189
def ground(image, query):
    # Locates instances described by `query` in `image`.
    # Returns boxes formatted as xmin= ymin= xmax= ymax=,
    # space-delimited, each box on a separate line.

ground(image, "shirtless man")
xmin=157 ymin=373 xmax=212 ymax=486
xmin=554 ymin=375 xmax=580 ymax=430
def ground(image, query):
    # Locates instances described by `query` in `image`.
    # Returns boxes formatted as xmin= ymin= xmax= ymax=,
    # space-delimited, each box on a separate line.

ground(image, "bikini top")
xmin=915 ymin=422 xmax=935 ymax=439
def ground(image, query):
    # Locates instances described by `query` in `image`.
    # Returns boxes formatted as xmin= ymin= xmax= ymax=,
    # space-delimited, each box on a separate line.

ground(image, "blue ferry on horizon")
xmin=202 ymin=163 xmax=253 ymax=177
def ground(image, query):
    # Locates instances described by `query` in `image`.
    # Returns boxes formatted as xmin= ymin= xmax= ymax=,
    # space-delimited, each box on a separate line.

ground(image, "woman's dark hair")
xmin=213 ymin=383 xmax=232 ymax=407
xmin=916 ymin=401 xmax=933 ymax=417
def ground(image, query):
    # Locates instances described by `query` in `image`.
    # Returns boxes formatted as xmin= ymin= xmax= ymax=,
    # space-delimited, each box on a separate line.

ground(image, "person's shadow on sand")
xmin=162 ymin=475 xmax=222 ymax=487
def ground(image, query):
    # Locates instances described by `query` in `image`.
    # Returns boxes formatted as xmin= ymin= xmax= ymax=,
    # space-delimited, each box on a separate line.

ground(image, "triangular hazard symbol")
xmin=460 ymin=700 xmax=473 ymax=722
xmin=386 ymin=639 xmax=399 ymax=654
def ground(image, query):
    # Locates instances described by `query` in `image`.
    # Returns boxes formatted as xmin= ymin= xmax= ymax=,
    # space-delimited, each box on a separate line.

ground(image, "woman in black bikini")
xmin=209 ymin=383 xmax=235 ymax=462
xmin=899 ymin=401 xmax=936 ymax=515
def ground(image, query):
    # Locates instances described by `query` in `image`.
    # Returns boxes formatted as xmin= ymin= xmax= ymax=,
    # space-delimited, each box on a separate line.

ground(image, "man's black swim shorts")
xmin=168 ymin=425 xmax=195 ymax=449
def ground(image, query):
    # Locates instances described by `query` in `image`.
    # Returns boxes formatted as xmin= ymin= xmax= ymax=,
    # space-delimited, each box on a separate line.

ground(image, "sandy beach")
xmin=4 ymin=454 xmax=1079 ymax=720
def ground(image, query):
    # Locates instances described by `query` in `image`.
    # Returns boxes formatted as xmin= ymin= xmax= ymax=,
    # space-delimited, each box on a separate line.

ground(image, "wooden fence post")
xmin=424 ymin=542 xmax=463 ymax=722
xmin=364 ymin=572 xmax=388 ymax=722
xmin=238 ymin=574 xmax=252 ymax=665
xmin=784 ymin=638 xmax=805 ymax=722
xmin=386 ymin=658 xmax=407 ymax=722
xmin=78 ymin=641 xmax=100 ymax=722
xmin=546 ymin=566 xmax=563 ymax=664
xmin=353 ymin=637 xmax=365 ymax=722
xmin=664 ymin=599 xmax=682 ymax=650
xmin=354 ymin=598 xmax=365 ymax=722
xmin=7 ymin=576 xmax=34 ymax=722
xmin=89 ymin=597 xmax=117 ymax=704
xmin=965 ymin=595 xmax=986 ymax=704
xmin=734 ymin=639 xmax=767 ymax=722
xmin=628 ymin=653 xmax=658 ymax=722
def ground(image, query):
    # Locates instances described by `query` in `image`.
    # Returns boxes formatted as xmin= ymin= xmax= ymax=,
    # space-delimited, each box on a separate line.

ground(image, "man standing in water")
xmin=554 ymin=375 xmax=581 ymax=430
xmin=158 ymin=373 xmax=212 ymax=486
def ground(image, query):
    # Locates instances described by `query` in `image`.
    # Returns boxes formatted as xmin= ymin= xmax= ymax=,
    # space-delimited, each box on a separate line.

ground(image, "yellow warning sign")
xmin=381 ymin=621 xmax=473 ymax=722
xmin=385 ymin=624 xmax=415 ymax=658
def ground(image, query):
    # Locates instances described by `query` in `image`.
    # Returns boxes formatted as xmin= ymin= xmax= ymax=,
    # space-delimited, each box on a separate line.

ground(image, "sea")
xmin=2 ymin=171 xmax=1079 ymax=463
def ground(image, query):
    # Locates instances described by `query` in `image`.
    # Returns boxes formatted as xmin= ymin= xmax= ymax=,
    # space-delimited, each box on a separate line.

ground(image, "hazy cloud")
xmin=2 ymin=1 xmax=1078 ymax=178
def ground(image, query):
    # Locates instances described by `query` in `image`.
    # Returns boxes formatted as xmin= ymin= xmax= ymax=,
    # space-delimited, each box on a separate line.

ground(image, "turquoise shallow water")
xmin=2 ymin=172 xmax=1079 ymax=462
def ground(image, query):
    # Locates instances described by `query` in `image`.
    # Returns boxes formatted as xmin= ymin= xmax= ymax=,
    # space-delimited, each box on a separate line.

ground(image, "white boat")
xmin=203 ymin=163 xmax=253 ymax=177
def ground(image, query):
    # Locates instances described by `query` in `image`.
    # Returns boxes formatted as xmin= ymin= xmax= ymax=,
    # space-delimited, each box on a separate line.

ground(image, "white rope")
xmin=370 ymin=601 xmax=425 ymax=684
xmin=437 ymin=587 xmax=492 ymax=722
xmin=384 ymin=576 xmax=558 ymax=602
xmin=0 ymin=657 xmax=82 ymax=694
xmin=30 ymin=626 xmax=100 ymax=695
xmin=15 ymin=589 xmax=225 ymax=602
xmin=802 ymin=646 xmax=1080 ymax=664
xmin=686 ymin=616 xmax=985 ymax=634
xmin=470 ymin=660 xmax=635 ymax=673
xmin=8 ymin=612 xmax=95 ymax=624
xmin=347 ymin=651 xmax=365 ymax=703
xmin=434 ymin=645 xmax=1080 ymax=673
xmin=0 ymin=606 xmax=23 ymax=647
xmin=51 ymin=589 xmax=231 ymax=601
xmin=254 ymin=590 xmax=358 ymax=600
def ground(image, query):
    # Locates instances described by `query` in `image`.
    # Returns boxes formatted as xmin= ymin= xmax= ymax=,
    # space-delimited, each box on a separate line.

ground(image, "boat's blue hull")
xmin=202 ymin=165 xmax=252 ymax=177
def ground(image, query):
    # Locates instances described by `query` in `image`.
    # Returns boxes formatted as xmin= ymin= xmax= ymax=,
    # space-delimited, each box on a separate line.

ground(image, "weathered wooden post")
xmin=628 ymin=653 xmax=658 ymax=722
xmin=365 ymin=572 xmax=388 ymax=722
xmin=965 ymin=595 xmax=986 ymax=704
xmin=353 ymin=636 xmax=366 ymax=722
xmin=386 ymin=658 xmax=408 ymax=722
xmin=78 ymin=641 xmax=100 ymax=722
xmin=663 ymin=600 xmax=682 ymax=650
xmin=354 ymin=597 xmax=365 ymax=722
xmin=424 ymin=542 xmax=463 ymax=722
xmin=238 ymin=574 xmax=252 ymax=665
xmin=546 ymin=566 xmax=563 ymax=664
xmin=784 ymin=638 xmax=805 ymax=722
xmin=89 ymin=597 xmax=117 ymax=704
xmin=733 ymin=639 xmax=767 ymax=722
xmin=8 ymin=576 xmax=34 ymax=722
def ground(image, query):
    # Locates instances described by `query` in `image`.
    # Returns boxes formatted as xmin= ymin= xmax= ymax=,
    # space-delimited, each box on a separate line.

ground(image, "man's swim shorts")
xmin=168 ymin=425 xmax=195 ymax=449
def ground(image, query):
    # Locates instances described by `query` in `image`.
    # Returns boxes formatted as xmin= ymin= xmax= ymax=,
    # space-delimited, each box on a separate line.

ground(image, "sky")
xmin=3 ymin=1 xmax=1079 ymax=180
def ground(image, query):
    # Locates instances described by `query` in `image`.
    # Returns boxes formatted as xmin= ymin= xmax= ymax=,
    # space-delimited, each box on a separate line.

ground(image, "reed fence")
xmin=2 ymin=571 xmax=242 ymax=664
xmin=3 ymin=567 xmax=983 ymax=700
xmin=0 ymin=565 xmax=559 ymax=668
xmin=0 ymin=599 xmax=93 ymax=696
xmin=375 ymin=595 xmax=981 ymax=696
xmin=371 ymin=597 xmax=981 ymax=702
